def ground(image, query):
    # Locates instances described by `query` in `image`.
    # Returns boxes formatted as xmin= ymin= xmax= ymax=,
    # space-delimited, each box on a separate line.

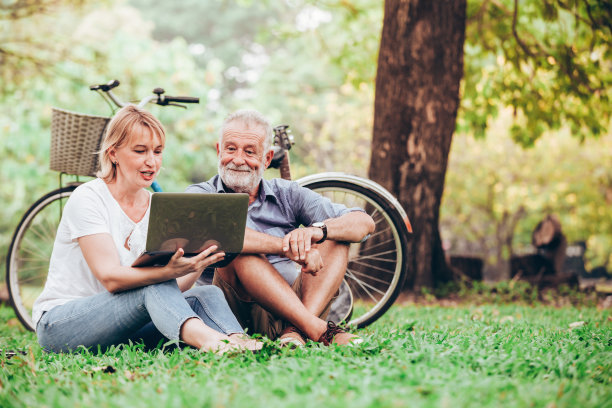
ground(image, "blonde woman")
xmin=33 ymin=105 xmax=258 ymax=353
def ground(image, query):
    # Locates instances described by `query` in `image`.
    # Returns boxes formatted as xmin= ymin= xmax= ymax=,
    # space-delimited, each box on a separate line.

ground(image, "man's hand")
xmin=282 ymin=227 xmax=324 ymax=262
xmin=297 ymin=247 xmax=324 ymax=275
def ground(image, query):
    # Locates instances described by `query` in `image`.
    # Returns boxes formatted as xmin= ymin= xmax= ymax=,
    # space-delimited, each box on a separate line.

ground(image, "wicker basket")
xmin=50 ymin=108 xmax=110 ymax=177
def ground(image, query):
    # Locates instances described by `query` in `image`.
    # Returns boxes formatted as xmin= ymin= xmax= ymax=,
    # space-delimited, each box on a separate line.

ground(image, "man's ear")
xmin=264 ymin=149 xmax=274 ymax=169
xmin=216 ymin=142 xmax=220 ymax=156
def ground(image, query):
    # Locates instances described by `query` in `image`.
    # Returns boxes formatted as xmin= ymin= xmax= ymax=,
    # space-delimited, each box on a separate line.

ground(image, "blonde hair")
xmin=97 ymin=105 xmax=166 ymax=183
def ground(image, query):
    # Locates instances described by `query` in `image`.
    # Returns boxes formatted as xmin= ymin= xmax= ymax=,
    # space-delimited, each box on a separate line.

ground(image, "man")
xmin=186 ymin=109 xmax=375 ymax=346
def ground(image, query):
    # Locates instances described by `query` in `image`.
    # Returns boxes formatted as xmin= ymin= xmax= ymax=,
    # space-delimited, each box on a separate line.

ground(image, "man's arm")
xmin=243 ymin=210 xmax=374 ymax=255
xmin=322 ymin=211 xmax=375 ymax=243
xmin=282 ymin=210 xmax=375 ymax=263
xmin=242 ymin=228 xmax=284 ymax=254
xmin=242 ymin=227 xmax=324 ymax=275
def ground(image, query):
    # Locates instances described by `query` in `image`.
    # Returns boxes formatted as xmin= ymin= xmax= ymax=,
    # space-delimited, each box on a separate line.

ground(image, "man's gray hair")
xmin=220 ymin=109 xmax=274 ymax=153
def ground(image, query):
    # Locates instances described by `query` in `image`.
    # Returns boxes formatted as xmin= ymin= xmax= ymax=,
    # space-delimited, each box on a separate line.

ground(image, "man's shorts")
xmin=212 ymin=272 xmax=335 ymax=340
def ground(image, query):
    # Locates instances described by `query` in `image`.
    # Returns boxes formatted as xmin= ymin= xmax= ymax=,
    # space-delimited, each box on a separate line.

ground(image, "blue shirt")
xmin=185 ymin=175 xmax=362 ymax=283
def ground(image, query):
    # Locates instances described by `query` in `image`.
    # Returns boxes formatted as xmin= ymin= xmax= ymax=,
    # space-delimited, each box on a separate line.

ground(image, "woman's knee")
xmin=189 ymin=284 xmax=224 ymax=299
xmin=142 ymin=279 xmax=181 ymax=298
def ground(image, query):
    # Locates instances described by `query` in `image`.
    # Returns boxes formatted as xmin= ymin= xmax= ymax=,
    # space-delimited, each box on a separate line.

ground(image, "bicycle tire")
xmin=298 ymin=173 xmax=410 ymax=328
xmin=6 ymin=185 xmax=78 ymax=331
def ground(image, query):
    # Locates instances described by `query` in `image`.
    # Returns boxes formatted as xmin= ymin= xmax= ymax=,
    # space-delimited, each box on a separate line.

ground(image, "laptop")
xmin=131 ymin=192 xmax=249 ymax=268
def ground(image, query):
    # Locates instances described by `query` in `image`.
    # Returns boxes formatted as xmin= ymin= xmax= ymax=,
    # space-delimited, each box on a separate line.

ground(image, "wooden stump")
xmin=532 ymin=214 xmax=567 ymax=275
xmin=449 ymin=256 xmax=483 ymax=281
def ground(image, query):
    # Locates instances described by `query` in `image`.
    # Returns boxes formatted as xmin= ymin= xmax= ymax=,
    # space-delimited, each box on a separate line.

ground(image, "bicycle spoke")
xmin=13 ymin=258 xmax=48 ymax=266
xmin=367 ymin=226 xmax=395 ymax=241
xmin=370 ymin=209 xmax=385 ymax=223
xmin=345 ymin=269 xmax=386 ymax=300
xmin=353 ymin=248 xmax=398 ymax=260
xmin=345 ymin=268 xmax=393 ymax=286
xmin=19 ymin=236 xmax=53 ymax=256
xmin=25 ymin=220 xmax=57 ymax=244
xmin=354 ymin=239 xmax=398 ymax=254
xmin=350 ymin=258 xmax=398 ymax=274
xmin=345 ymin=275 xmax=380 ymax=303
xmin=14 ymin=250 xmax=51 ymax=262
xmin=14 ymin=274 xmax=47 ymax=285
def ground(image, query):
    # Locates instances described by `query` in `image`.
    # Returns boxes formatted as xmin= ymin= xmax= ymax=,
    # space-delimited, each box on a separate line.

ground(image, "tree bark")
xmin=369 ymin=0 xmax=466 ymax=289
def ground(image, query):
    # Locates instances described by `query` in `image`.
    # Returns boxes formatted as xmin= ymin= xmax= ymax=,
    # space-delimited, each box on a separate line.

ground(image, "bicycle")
xmin=6 ymin=80 xmax=412 ymax=332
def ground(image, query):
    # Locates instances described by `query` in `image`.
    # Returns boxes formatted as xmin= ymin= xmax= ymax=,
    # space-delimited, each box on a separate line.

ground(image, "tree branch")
xmin=512 ymin=0 xmax=535 ymax=58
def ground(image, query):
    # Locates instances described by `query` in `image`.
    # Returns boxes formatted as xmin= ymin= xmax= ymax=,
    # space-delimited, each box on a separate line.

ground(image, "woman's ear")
xmin=108 ymin=148 xmax=117 ymax=164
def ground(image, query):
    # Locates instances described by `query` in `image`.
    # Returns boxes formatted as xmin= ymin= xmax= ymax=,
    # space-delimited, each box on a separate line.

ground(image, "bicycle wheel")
xmin=298 ymin=173 xmax=411 ymax=328
xmin=6 ymin=186 xmax=77 ymax=331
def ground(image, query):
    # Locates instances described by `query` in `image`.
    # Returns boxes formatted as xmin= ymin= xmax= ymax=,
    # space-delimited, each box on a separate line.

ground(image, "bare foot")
xmin=229 ymin=333 xmax=263 ymax=352
xmin=210 ymin=340 xmax=248 ymax=355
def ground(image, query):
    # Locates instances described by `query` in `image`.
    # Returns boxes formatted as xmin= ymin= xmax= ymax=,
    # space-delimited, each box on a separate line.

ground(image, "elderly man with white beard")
xmin=185 ymin=109 xmax=375 ymax=346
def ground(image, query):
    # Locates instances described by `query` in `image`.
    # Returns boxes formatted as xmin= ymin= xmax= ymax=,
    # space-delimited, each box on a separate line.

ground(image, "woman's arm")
xmin=78 ymin=233 xmax=224 ymax=293
xmin=176 ymin=272 xmax=203 ymax=292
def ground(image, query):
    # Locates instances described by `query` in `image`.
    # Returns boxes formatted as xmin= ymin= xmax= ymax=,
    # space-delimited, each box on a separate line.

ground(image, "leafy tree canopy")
xmin=461 ymin=0 xmax=611 ymax=145
xmin=0 ymin=0 xmax=610 ymax=278
xmin=0 ymin=0 xmax=113 ymax=91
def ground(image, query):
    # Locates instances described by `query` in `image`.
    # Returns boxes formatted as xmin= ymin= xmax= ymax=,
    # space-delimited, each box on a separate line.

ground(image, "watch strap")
xmin=312 ymin=222 xmax=327 ymax=244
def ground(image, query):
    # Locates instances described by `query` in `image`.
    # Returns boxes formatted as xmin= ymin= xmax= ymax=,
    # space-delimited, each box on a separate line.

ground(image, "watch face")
xmin=312 ymin=222 xmax=325 ymax=227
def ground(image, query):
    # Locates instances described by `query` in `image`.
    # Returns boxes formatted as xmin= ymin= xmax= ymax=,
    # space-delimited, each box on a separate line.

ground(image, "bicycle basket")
xmin=50 ymin=108 xmax=110 ymax=177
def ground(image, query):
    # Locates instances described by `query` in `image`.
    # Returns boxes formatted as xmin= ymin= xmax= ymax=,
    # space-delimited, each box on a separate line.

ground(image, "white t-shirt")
xmin=32 ymin=178 xmax=151 ymax=327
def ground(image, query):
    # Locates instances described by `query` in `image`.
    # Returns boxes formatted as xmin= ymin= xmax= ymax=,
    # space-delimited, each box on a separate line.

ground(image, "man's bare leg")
xmin=300 ymin=241 xmax=349 ymax=317
xmin=216 ymin=254 xmax=327 ymax=340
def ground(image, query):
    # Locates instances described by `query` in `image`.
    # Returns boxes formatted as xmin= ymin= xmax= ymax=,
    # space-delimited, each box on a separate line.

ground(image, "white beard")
xmin=218 ymin=161 xmax=264 ymax=194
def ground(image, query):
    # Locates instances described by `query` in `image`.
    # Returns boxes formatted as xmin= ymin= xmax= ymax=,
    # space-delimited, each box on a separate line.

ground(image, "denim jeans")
xmin=37 ymin=280 xmax=244 ymax=353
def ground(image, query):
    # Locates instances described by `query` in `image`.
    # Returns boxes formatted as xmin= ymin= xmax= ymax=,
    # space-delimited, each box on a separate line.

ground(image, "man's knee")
xmin=320 ymin=240 xmax=349 ymax=255
xmin=319 ymin=241 xmax=349 ymax=270
xmin=216 ymin=254 xmax=275 ymax=300
xmin=232 ymin=253 xmax=270 ymax=268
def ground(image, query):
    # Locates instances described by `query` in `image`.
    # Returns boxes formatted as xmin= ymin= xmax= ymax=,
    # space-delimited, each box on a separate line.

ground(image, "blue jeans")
xmin=37 ymin=280 xmax=244 ymax=353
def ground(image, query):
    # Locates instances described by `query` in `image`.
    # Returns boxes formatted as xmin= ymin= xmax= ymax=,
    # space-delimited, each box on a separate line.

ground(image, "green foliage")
xmin=1 ymin=303 xmax=610 ymax=407
xmin=432 ymin=280 xmax=602 ymax=308
xmin=0 ymin=0 xmax=610 ymax=286
xmin=0 ymin=3 xmax=223 ymax=277
xmin=441 ymin=115 xmax=612 ymax=276
xmin=462 ymin=0 xmax=611 ymax=145
xmin=249 ymin=0 xmax=381 ymax=177
xmin=0 ymin=0 xmax=112 ymax=89
xmin=128 ymin=0 xmax=381 ymax=178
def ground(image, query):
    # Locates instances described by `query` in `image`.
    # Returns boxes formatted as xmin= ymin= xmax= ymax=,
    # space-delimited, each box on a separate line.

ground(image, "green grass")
xmin=0 ymin=303 xmax=610 ymax=408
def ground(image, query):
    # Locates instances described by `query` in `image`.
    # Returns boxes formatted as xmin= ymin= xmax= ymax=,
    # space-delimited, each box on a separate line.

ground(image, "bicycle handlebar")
xmin=157 ymin=95 xmax=200 ymax=105
xmin=89 ymin=79 xmax=199 ymax=109
xmin=90 ymin=79 xmax=120 ymax=92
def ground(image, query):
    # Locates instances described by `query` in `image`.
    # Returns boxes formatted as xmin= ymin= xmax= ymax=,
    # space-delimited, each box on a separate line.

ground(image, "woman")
xmin=33 ymin=105 xmax=258 ymax=353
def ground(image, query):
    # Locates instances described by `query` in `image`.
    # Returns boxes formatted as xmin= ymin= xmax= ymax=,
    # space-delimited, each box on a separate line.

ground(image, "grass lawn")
xmin=0 ymin=301 xmax=610 ymax=408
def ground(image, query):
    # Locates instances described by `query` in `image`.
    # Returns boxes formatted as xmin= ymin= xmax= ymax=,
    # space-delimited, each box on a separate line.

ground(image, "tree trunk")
xmin=369 ymin=0 xmax=466 ymax=289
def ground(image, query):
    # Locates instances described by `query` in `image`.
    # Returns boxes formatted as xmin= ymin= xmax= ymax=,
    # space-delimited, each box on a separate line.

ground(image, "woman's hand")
xmin=79 ymin=233 xmax=225 ymax=293
xmin=165 ymin=245 xmax=225 ymax=279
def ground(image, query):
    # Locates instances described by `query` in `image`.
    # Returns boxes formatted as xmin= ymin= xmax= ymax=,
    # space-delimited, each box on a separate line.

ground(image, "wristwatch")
xmin=311 ymin=222 xmax=327 ymax=244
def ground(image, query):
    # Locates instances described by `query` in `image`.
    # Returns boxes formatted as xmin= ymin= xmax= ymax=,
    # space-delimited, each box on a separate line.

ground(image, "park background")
xmin=0 ymin=2 xmax=610 ymax=407
xmin=1 ymin=0 xmax=610 ymax=290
